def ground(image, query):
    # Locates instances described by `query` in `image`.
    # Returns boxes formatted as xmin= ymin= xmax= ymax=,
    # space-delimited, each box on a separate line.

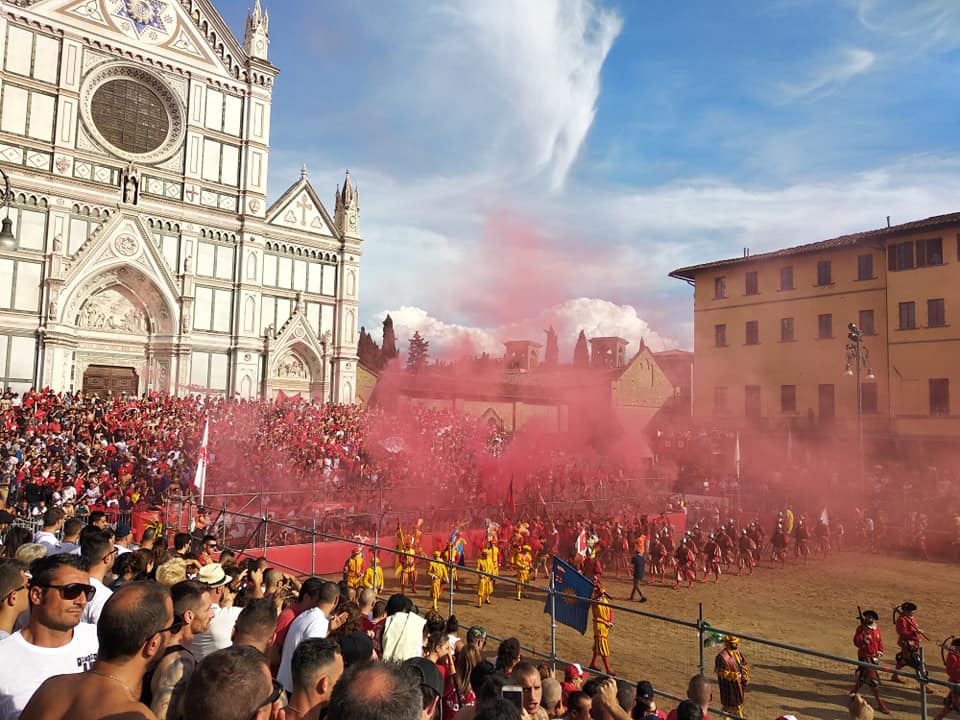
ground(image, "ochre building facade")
xmin=671 ymin=212 xmax=960 ymax=446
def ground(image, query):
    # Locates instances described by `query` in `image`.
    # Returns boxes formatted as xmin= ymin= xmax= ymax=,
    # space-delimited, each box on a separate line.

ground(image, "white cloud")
xmin=377 ymin=297 xmax=678 ymax=360
xmin=778 ymin=47 xmax=875 ymax=102
xmin=437 ymin=1 xmax=623 ymax=190
xmin=854 ymin=0 xmax=960 ymax=48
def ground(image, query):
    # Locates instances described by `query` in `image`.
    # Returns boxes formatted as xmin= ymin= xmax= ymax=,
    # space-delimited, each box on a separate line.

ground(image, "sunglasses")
xmin=157 ymin=613 xmax=186 ymax=635
xmin=246 ymin=679 xmax=284 ymax=720
xmin=35 ymin=583 xmax=96 ymax=601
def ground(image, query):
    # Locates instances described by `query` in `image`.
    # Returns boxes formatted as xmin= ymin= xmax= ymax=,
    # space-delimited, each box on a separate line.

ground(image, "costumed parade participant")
xmin=892 ymin=602 xmax=932 ymax=693
xmin=933 ymin=637 xmax=960 ymax=720
xmin=399 ymin=536 xmax=418 ymax=593
xmin=715 ymin=635 xmax=749 ymax=718
xmin=589 ymin=581 xmax=614 ymax=675
xmin=476 ymin=548 xmax=494 ymax=607
xmin=853 ymin=609 xmax=891 ymax=715
xmin=428 ymin=550 xmax=447 ymax=612
xmin=673 ymin=538 xmax=697 ymax=590
xmin=514 ymin=544 xmax=533 ymax=601
xmin=362 ymin=550 xmax=384 ymax=594
xmin=343 ymin=546 xmax=364 ymax=589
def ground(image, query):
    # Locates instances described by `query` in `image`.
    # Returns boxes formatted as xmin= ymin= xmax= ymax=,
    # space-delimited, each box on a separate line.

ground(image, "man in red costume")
xmin=933 ymin=638 xmax=960 ymax=720
xmin=673 ymin=538 xmax=696 ymax=590
xmin=853 ymin=609 xmax=891 ymax=714
xmin=892 ymin=602 xmax=932 ymax=693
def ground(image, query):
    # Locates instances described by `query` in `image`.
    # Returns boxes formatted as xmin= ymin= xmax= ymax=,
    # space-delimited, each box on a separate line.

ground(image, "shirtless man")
xmin=21 ymin=581 xmax=176 ymax=720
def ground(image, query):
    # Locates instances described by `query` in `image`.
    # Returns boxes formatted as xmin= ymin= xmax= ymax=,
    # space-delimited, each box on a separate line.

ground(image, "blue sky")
xmin=219 ymin=0 xmax=960 ymax=356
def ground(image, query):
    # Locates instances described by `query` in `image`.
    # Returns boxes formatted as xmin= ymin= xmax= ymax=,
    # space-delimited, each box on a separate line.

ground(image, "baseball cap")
xmin=565 ymin=663 xmax=584 ymax=681
xmin=404 ymin=656 xmax=444 ymax=699
xmin=467 ymin=625 xmax=487 ymax=641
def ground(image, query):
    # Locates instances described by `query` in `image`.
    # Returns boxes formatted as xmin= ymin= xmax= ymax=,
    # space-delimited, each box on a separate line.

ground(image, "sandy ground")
xmin=352 ymin=549 xmax=960 ymax=720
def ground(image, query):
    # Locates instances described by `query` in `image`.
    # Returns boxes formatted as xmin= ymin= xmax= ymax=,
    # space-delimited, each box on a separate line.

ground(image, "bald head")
xmin=328 ymin=661 xmax=421 ymax=720
xmin=98 ymin=580 xmax=172 ymax=661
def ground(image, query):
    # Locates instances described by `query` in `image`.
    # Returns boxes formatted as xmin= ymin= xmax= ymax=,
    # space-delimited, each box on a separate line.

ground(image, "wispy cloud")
xmin=854 ymin=0 xmax=960 ymax=49
xmin=777 ymin=47 xmax=875 ymax=102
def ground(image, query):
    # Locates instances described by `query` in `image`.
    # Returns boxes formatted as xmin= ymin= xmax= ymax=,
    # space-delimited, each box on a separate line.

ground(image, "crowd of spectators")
xmin=0 ymin=389 xmax=657 ymax=537
xmin=0 ymin=508 xmax=726 ymax=720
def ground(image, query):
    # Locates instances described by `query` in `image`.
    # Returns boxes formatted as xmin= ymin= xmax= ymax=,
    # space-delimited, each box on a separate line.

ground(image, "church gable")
xmin=36 ymin=0 xmax=247 ymax=78
xmin=266 ymin=177 xmax=336 ymax=238
xmin=61 ymin=211 xmax=181 ymax=311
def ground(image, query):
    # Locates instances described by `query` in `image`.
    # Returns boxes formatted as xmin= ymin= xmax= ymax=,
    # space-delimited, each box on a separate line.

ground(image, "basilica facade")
xmin=0 ymin=0 xmax=361 ymax=401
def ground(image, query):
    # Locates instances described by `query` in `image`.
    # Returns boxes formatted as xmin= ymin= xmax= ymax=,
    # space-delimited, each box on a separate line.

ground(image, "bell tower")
xmin=244 ymin=0 xmax=270 ymax=61
xmin=334 ymin=170 xmax=360 ymax=238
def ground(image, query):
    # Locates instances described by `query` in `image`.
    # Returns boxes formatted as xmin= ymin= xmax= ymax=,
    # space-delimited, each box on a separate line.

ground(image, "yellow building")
xmin=670 ymin=211 xmax=960 ymax=448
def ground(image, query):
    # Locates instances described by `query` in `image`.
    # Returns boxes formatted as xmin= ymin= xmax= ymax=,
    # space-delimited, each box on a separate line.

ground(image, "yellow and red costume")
xmin=362 ymin=555 xmax=384 ymax=594
xmin=715 ymin=636 xmax=749 ymax=718
xmin=514 ymin=545 xmax=533 ymax=600
xmin=344 ymin=548 xmax=363 ymax=588
xmin=589 ymin=585 xmax=614 ymax=674
xmin=476 ymin=549 xmax=494 ymax=607
xmin=428 ymin=551 xmax=447 ymax=611
xmin=400 ymin=538 xmax=418 ymax=593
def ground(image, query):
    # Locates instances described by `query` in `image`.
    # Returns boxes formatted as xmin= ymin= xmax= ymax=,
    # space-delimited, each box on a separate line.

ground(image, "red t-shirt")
xmin=270 ymin=605 xmax=305 ymax=675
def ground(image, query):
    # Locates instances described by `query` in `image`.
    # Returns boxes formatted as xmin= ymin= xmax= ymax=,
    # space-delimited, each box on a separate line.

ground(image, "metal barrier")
xmin=156 ymin=499 xmax=956 ymax=720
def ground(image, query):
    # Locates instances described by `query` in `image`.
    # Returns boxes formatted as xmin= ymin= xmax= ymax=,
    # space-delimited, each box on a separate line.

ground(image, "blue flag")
xmin=544 ymin=557 xmax=593 ymax=635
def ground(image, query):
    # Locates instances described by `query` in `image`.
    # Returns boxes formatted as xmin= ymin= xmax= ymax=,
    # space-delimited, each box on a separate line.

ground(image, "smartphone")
xmin=501 ymin=685 xmax=523 ymax=709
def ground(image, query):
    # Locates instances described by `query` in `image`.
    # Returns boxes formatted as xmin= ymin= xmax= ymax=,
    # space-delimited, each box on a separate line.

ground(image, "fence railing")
xmin=157 ymin=497 xmax=956 ymax=720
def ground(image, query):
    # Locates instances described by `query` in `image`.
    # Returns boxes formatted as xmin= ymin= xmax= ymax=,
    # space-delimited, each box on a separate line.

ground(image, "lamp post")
xmin=844 ymin=323 xmax=875 ymax=490
xmin=0 ymin=168 xmax=15 ymax=250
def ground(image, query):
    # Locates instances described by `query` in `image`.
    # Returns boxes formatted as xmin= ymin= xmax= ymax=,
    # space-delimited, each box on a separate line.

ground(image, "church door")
xmin=82 ymin=365 xmax=139 ymax=397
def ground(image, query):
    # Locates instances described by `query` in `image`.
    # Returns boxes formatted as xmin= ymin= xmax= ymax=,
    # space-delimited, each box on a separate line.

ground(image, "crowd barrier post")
xmin=549 ymin=568 xmax=557 ymax=673
xmin=262 ymin=516 xmax=269 ymax=555
xmin=918 ymin=647 xmax=928 ymax=719
xmin=176 ymin=497 xmax=183 ymax=531
xmin=697 ymin=602 xmax=705 ymax=677
xmin=311 ymin=515 xmax=317 ymax=576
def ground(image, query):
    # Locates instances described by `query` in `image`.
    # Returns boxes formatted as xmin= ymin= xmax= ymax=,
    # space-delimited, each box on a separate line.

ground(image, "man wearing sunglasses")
xmin=0 ymin=560 xmax=29 ymax=641
xmin=0 ymin=554 xmax=99 ymax=720
xmin=20 ymin=581 xmax=176 ymax=720
xmin=80 ymin=529 xmax=116 ymax=625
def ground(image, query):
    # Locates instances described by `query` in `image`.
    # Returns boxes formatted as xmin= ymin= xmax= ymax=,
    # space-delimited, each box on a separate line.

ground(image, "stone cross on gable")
xmin=295 ymin=193 xmax=313 ymax=225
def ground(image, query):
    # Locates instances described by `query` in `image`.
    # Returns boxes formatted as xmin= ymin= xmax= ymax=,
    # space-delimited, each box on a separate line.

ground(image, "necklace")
xmin=89 ymin=669 xmax=136 ymax=700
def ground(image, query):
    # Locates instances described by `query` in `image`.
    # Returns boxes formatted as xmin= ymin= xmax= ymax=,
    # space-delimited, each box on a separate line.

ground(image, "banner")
xmin=194 ymin=416 xmax=209 ymax=504
xmin=544 ymin=557 xmax=594 ymax=635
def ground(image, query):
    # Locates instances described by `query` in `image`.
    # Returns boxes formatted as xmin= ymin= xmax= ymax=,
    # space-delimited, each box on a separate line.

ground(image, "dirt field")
xmin=367 ymin=550 xmax=960 ymax=720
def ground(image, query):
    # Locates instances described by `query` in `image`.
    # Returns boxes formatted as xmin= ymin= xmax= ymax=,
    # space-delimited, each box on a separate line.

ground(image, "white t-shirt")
xmin=0 ymin=623 xmax=99 ymax=720
xmin=381 ymin=612 xmax=427 ymax=663
xmin=191 ymin=604 xmax=242 ymax=661
xmin=32 ymin=531 xmax=58 ymax=552
xmin=277 ymin=608 xmax=330 ymax=692
xmin=80 ymin=577 xmax=112 ymax=625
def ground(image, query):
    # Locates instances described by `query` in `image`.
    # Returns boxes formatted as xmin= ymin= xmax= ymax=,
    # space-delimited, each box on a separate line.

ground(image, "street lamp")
xmin=844 ymin=323 xmax=875 ymax=490
xmin=0 ymin=168 xmax=15 ymax=250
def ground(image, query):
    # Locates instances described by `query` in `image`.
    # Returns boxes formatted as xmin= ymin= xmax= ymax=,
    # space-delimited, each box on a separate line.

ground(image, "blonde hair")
xmin=14 ymin=543 xmax=47 ymax=564
xmin=155 ymin=557 xmax=188 ymax=586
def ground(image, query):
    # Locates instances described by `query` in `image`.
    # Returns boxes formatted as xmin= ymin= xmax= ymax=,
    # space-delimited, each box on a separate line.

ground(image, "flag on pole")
xmin=544 ymin=557 xmax=594 ymax=635
xmin=506 ymin=476 xmax=516 ymax=516
xmin=194 ymin=416 xmax=209 ymax=504
xmin=734 ymin=432 xmax=741 ymax=482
